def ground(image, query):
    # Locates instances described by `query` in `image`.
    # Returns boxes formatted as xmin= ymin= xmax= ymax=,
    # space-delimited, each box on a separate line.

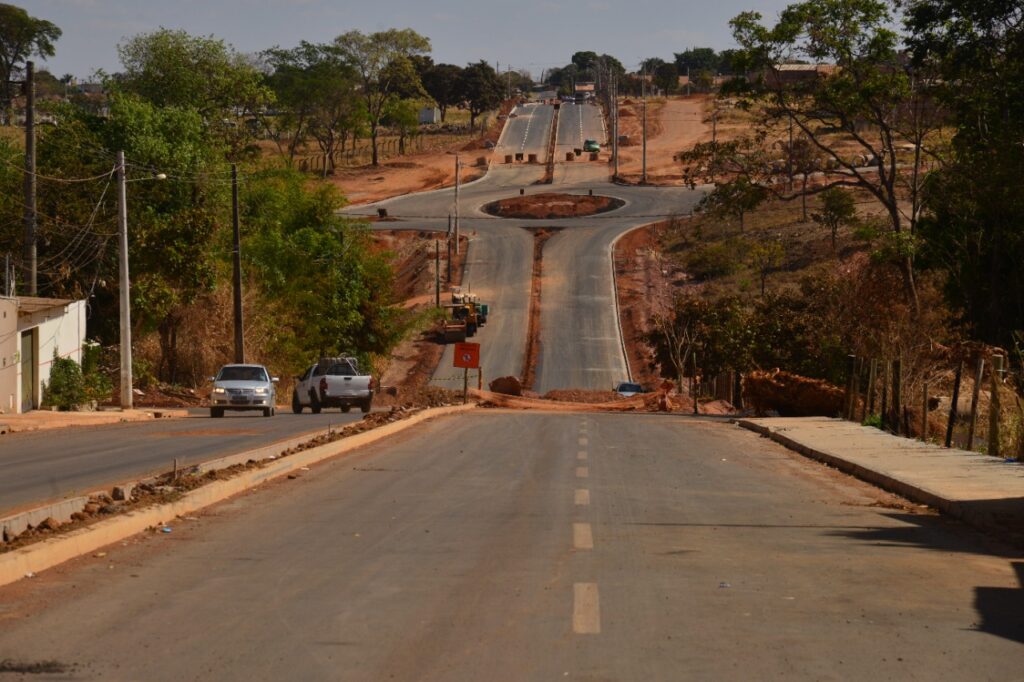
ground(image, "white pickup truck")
xmin=292 ymin=357 xmax=375 ymax=414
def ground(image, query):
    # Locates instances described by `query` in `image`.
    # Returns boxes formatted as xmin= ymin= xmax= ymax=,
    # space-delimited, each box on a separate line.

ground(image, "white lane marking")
xmin=573 ymin=583 xmax=601 ymax=634
xmin=576 ymin=466 xmax=589 ymax=478
xmin=575 ymin=489 xmax=590 ymax=506
xmin=578 ymin=436 xmax=588 ymax=446
xmin=573 ymin=522 xmax=594 ymax=549
xmin=577 ymin=451 xmax=588 ymax=461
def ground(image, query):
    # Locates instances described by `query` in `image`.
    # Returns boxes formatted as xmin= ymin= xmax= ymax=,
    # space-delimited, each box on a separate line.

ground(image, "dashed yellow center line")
xmin=573 ymin=583 xmax=601 ymax=634
xmin=576 ymin=466 xmax=589 ymax=479
xmin=575 ymin=489 xmax=590 ymax=506
xmin=573 ymin=522 xmax=593 ymax=549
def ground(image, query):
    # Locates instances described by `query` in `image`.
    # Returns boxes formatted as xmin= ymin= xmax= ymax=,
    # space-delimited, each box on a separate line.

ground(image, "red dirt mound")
xmin=743 ymin=369 xmax=844 ymax=417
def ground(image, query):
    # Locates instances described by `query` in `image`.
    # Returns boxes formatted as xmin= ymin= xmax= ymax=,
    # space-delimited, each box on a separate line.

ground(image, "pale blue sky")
xmin=23 ymin=0 xmax=792 ymax=79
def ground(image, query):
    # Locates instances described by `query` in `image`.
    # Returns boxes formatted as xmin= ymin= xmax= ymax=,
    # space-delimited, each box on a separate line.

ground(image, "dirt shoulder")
xmin=0 ymin=408 xmax=187 ymax=435
xmin=615 ymin=96 xmax=710 ymax=185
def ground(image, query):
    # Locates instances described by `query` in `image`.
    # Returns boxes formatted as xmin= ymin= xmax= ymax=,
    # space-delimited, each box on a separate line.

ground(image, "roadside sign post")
xmin=454 ymin=342 xmax=481 ymax=404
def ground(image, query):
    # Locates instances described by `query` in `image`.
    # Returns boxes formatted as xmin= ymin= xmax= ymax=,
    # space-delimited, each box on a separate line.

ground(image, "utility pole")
xmin=435 ymin=239 xmax=440 ymax=307
xmin=116 ymin=151 xmax=133 ymax=410
xmin=4 ymin=254 xmax=10 ymax=297
xmin=642 ymin=89 xmax=648 ymax=184
xmin=612 ymin=76 xmax=619 ymax=179
xmin=454 ymin=154 xmax=461 ymax=256
xmin=23 ymin=60 xmax=36 ymax=295
xmin=231 ymin=164 xmax=244 ymax=363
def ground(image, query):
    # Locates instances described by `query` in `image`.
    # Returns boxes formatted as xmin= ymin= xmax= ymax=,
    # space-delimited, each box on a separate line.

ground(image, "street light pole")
xmin=231 ymin=164 xmax=244 ymax=363
xmin=454 ymin=154 xmax=461 ymax=256
xmin=116 ymin=151 xmax=133 ymax=410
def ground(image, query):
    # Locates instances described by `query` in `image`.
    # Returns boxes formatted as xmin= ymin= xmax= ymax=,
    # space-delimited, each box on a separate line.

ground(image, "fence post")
xmin=966 ymin=356 xmax=984 ymax=451
xmin=892 ymin=359 xmax=902 ymax=435
xmin=844 ymin=354 xmax=857 ymax=420
xmin=691 ymin=353 xmax=699 ymax=415
xmin=880 ymin=360 xmax=890 ymax=431
xmin=851 ymin=357 xmax=862 ymax=422
xmin=945 ymin=360 xmax=962 ymax=448
xmin=921 ymin=374 xmax=930 ymax=442
xmin=865 ymin=359 xmax=877 ymax=420
xmin=988 ymin=355 xmax=1003 ymax=457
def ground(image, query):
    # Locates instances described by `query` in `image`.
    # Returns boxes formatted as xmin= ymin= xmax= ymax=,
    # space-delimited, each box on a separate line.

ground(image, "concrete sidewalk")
xmin=737 ymin=417 xmax=1024 ymax=543
xmin=0 ymin=408 xmax=187 ymax=434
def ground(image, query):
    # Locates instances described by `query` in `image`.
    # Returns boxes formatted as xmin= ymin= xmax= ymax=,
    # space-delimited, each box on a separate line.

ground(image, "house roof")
xmin=12 ymin=296 xmax=74 ymax=314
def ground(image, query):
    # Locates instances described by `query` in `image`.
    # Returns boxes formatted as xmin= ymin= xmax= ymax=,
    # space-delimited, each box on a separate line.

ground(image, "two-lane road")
xmin=495 ymin=103 xmax=555 ymax=163
xmin=2 ymin=412 xmax=1019 ymax=679
xmin=0 ymin=411 xmax=362 ymax=515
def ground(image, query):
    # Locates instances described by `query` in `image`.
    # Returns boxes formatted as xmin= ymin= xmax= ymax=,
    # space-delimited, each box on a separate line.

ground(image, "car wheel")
xmin=341 ymin=405 xmax=351 ymax=414
xmin=263 ymin=407 xmax=273 ymax=418
xmin=211 ymin=408 xmax=224 ymax=418
xmin=360 ymin=398 xmax=372 ymax=414
xmin=309 ymin=390 xmax=322 ymax=414
xmin=292 ymin=391 xmax=303 ymax=414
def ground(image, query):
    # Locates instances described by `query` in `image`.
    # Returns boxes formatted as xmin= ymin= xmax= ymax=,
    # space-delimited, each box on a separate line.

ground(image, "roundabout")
xmin=481 ymin=193 xmax=625 ymax=220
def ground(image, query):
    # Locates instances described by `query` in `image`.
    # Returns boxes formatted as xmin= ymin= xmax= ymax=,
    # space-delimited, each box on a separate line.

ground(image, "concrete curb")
xmin=734 ymin=419 xmax=1015 ymax=540
xmin=0 ymin=403 xmax=477 ymax=588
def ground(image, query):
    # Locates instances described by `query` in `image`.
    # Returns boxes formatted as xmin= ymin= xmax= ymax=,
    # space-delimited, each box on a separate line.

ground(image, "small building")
xmin=419 ymin=107 xmax=441 ymax=125
xmin=0 ymin=297 xmax=87 ymax=413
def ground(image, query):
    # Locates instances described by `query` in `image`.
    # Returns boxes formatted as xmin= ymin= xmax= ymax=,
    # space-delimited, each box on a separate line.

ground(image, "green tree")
xmin=113 ymin=29 xmax=271 ymax=154
xmin=674 ymin=48 xmax=720 ymax=75
xmin=700 ymin=0 xmax=948 ymax=314
xmin=43 ymin=350 xmax=85 ymax=411
xmin=654 ymin=63 xmax=679 ymax=94
xmin=698 ymin=178 xmax=768 ymax=232
xmin=262 ymin=42 xmax=364 ymax=174
xmin=748 ymin=239 xmax=785 ymax=295
xmin=907 ymin=0 xmax=1024 ymax=347
xmin=382 ymin=96 xmax=420 ymax=155
xmin=0 ymin=3 xmax=60 ymax=123
xmin=812 ymin=187 xmax=857 ymax=252
xmin=460 ymin=60 xmax=503 ymax=129
xmin=334 ymin=28 xmax=431 ymax=166
xmin=420 ymin=62 xmax=463 ymax=122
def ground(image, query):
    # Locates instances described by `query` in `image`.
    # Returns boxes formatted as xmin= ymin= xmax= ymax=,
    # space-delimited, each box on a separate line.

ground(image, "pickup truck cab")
xmin=293 ymin=357 xmax=375 ymax=414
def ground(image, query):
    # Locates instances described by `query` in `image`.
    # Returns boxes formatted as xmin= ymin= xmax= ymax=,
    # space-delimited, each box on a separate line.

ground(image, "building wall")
xmin=0 ymin=298 xmax=87 ymax=413
xmin=0 ymin=299 xmax=17 ymax=414
xmin=30 ymin=300 xmax=87 ymax=404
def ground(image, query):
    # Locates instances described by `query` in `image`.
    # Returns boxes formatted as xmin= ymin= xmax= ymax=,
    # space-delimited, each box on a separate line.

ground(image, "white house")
xmin=418 ymin=107 xmax=441 ymax=125
xmin=0 ymin=296 xmax=87 ymax=413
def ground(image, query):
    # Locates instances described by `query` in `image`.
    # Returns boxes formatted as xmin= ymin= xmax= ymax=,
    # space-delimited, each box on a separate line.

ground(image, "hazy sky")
xmin=23 ymin=0 xmax=792 ymax=79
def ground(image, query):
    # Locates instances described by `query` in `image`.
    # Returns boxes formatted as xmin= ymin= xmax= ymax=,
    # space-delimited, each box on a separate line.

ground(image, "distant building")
xmin=419 ymin=107 xmax=441 ymax=125
xmin=0 ymin=297 xmax=87 ymax=413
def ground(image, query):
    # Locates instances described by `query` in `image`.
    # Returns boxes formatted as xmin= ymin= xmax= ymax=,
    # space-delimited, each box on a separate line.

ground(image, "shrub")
xmin=43 ymin=351 xmax=86 ymax=411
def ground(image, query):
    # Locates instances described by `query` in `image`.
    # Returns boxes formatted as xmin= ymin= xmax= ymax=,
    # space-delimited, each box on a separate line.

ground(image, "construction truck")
xmin=450 ymin=288 xmax=490 ymax=327
xmin=438 ymin=299 xmax=485 ymax=343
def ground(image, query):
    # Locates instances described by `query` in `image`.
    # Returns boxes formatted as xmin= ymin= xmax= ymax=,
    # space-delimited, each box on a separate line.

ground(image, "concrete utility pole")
xmin=612 ymin=76 xmax=619 ymax=179
xmin=454 ymin=155 xmax=461 ymax=256
xmin=116 ymin=151 xmax=133 ymax=410
xmin=231 ymin=164 xmax=244 ymax=363
xmin=642 ymin=91 xmax=648 ymax=184
xmin=23 ymin=60 xmax=36 ymax=295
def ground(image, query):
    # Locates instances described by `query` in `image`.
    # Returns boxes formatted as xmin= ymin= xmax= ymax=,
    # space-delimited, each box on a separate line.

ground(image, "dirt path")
xmin=615 ymin=96 xmax=710 ymax=185
xmin=332 ymin=153 xmax=488 ymax=206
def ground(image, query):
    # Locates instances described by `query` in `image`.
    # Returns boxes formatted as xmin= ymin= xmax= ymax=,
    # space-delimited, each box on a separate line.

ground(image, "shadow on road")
xmin=827 ymin=512 xmax=1024 ymax=645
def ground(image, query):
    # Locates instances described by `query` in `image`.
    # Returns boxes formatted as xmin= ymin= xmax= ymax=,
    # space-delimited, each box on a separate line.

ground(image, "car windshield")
xmin=217 ymin=366 xmax=268 ymax=382
xmin=618 ymin=383 xmax=642 ymax=393
xmin=326 ymin=362 xmax=357 ymax=376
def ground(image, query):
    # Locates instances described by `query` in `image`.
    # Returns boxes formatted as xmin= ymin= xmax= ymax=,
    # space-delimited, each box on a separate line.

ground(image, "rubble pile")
xmin=743 ymin=369 xmax=845 ymax=417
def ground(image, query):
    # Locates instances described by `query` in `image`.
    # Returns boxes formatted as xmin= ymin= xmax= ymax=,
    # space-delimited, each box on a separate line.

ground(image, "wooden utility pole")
xmin=116 ymin=151 xmax=133 ymax=410
xmin=892 ymin=359 xmax=902 ymax=434
xmin=434 ymin=239 xmax=440 ymax=307
xmin=945 ymin=361 xmax=963 ymax=448
xmin=966 ymin=357 xmax=984 ymax=450
xmin=231 ymin=164 xmax=245 ymax=363
xmin=23 ymin=61 xmax=36 ymax=295
xmin=988 ymin=355 xmax=1003 ymax=457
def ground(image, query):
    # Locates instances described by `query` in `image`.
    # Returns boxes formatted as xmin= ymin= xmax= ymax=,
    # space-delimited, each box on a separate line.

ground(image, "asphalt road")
xmin=555 ymin=102 xmax=607 ymax=159
xmin=0 ymin=410 xmax=361 ymax=516
xmin=344 ymin=104 xmax=708 ymax=392
xmin=2 ymin=412 xmax=1019 ymax=679
xmin=495 ymin=103 xmax=554 ymax=163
